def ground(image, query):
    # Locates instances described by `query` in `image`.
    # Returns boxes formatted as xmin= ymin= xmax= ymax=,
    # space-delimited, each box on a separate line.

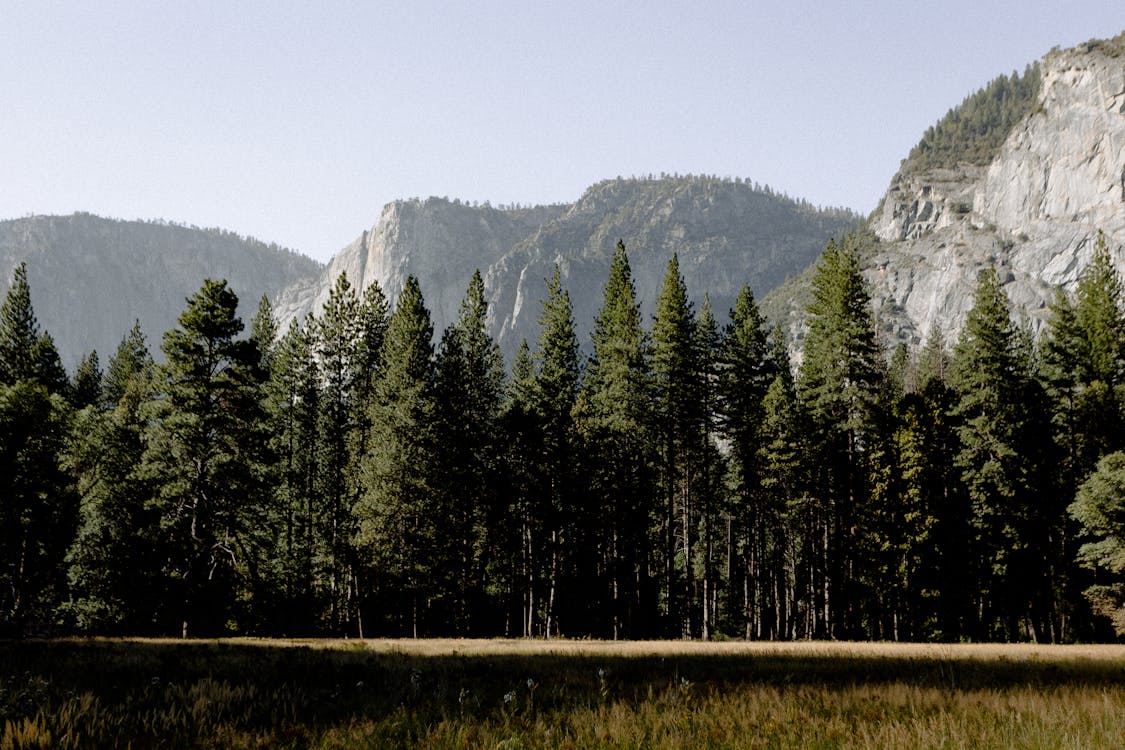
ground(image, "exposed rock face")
xmin=770 ymin=34 xmax=1125 ymax=353
xmin=279 ymin=177 xmax=857 ymax=359
xmin=0 ymin=214 xmax=322 ymax=367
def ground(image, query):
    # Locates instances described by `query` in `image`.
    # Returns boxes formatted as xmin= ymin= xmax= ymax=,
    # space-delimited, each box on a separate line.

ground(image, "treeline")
xmin=906 ymin=63 xmax=1041 ymax=172
xmin=2 ymin=234 xmax=1125 ymax=641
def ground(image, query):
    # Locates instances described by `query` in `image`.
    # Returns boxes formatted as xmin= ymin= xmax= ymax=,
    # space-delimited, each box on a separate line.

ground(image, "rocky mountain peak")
xmin=772 ymin=32 xmax=1125 ymax=353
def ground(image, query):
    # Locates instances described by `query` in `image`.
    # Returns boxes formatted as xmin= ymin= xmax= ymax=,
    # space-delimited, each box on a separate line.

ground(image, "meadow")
xmin=1 ymin=638 xmax=1123 ymax=748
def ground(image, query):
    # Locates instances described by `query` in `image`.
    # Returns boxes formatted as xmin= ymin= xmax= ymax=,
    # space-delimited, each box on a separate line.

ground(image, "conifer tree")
xmin=494 ymin=339 xmax=543 ymax=635
xmin=138 ymin=279 xmax=270 ymax=636
xmin=531 ymin=265 xmax=582 ymax=637
xmin=312 ymin=273 xmax=362 ymax=632
xmin=578 ymin=242 xmax=654 ymax=637
xmin=64 ymin=327 xmax=158 ymax=633
xmin=718 ymin=285 xmax=777 ymax=637
xmin=953 ymin=267 xmax=1053 ymax=639
xmin=104 ymin=321 xmax=148 ymax=408
xmin=70 ymin=351 xmax=103 ymax=409
xmin=0 ymin=262 xmax=40 ymax=386
xmin=650 ymin=253 xmax=701 ymax=636
xmin=356 ymin=275 xmax=436 ymax=636
xmin=432 ymin=270 xmax=505 ymax=633
xmin=262 ymin=316 xmax=322 ymax=633
xmin=1069 ymin=450 xmax=1125 ymax=635
xmin=693 ymin=297 xmax=725 ymax=639
xmin=797 ymin=236 xmax=883 ymax=638
xmin=0 ymin=262 xmax=75 ymax=634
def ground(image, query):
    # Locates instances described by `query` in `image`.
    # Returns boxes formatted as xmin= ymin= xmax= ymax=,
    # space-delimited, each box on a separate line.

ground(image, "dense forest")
xmin=2 ymin=234 xmax=1125 ymax=642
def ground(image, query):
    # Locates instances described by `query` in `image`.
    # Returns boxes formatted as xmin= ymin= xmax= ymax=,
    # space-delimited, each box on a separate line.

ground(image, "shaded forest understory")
xmin=3 ymin=232 xmax=1125 ymax=642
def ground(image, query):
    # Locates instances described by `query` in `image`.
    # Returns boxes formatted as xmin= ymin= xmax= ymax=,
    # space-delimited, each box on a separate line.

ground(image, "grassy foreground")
xmin=1 ymin=639 xmax=1123 ymax=748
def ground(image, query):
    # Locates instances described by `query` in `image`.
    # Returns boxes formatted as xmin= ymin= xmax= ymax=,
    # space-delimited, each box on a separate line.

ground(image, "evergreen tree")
xmin=531 ymin=266 xmax=582 ymax=637
xmin=0 ymin=263 xmax=75 ymax=634
xmin=754 ymin=364 xmax=814 ymax=639
xmin=138 ymin=279 xmax=271 ymax=636
xmin=104 ymin=321 xmax=149 ymax=408
xmin=356 ymin=275 xmax=436 ymax=636
xmin=70 ymin=351 xmax=103 ymax=410
xmin=1069 ymin=450 xmax=1125 ymax=635
xmin=797 ymin=236 xmax=883 ymax=638
xmin=312 ymin=273 xmax=362 ymax=632
xmin=692 ymin=297 xmax=725 ymax=639
xmin=0 ymin=262 xmax=67 ymax=392
xmin=718 ymin=285 xmax=777 ymax=638
xmin=650 ymin=253 xmax=701 ymax=637
xmin=64 ymin=327 xmax=159 ymax=633
xmin=432 ymin=270 xmax=505 ymax=634
xmin=262 ymin=316 xmax=322 ymax=633
xmin=0 ymin=262 xmax=40 ymax=386
xmin=577 ymin=242 xmax=654 ymax=637
xmin=952 ymin=267 xmax=1054 ymax=640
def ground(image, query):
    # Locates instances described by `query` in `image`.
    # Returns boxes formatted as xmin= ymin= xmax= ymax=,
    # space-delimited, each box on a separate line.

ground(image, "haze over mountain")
xmin=6 ymin=32 xmax=1125 ymax=370
xmin=0 ymin=214 xmax=321 ymax=366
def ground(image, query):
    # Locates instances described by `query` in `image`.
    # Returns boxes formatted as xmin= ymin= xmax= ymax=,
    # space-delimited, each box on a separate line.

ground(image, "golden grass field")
xmin=2 ymin=638 xmax=1123 ymax=748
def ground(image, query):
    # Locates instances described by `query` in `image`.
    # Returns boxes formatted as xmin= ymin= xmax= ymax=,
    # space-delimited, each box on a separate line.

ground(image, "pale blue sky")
xmin=2 ymin=2 xmax=1122 ymax=262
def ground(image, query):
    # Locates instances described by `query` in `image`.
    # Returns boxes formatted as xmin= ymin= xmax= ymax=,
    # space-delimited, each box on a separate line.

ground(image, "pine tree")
xmin=577 ymin=242 xmax=654 ymax=638
xmin=138 ymin=279 xmax=271 ymax=636
xmin=263 ymin=316 xmax=322 ymax=633
xmin=952 ymin=267 xmax=1052 ymax=640
xmin=104 ymin=321 xmax=149 ymax=408
xmin=0 ymin=262 xmax=67 ymax=392
xmin=755 ymin=364 xmax=813 ymax=639
xmin=312 ymin=273 xmax=361 ymax=632
xmin=693 ymin=297 xmax=725 ymax=639
xmin=718 ymin=285 xmax=777 ymax=638
xmin=0 ymin=379 xmax=74 ymax=635
xmin=797 ymin=236 xmax=883 ymax=638
xmin=0 ymin=262 xmax=75 ymax=634
xmin=531 ymin=265 xmax=582 ymax=637
xmin=356 ymin=275 xmax=436 ymax=636
xmin=494 ymin=339 xmax=549 ymax=636
xmin=0 ymin=262 xmax=40 ymax=386
xmin=64 ymin=327 xmax=159 ymax=633
xmin=70 ymin=351 xmax=103 ymax=409
xmin=1069 ymin=450 xmax=1125 ymax=635
xmin=650 ymin=253 xmax=701 ymax=637
xmin=431 ymin=270 xmax=505 ymax=634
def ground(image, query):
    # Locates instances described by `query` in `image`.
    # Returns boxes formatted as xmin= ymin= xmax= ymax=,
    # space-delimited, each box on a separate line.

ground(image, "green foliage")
xmin=62 ymin=326 xmax=157 ymax=634
xmin=138 ymin=279 xmax=271 ymax=636
xmin=905 ymin=64 xmax=1041 ymax=171
xmin=0 ymin=381 xmax=74 ymax=634
xmin=1070 ymin=451 xmax=1125 ymax=633
xmin=356 ymin=275 xmax=437 ymax=635
xmin=798 ymin=235 xmax=883 ymax=638
xmin=431 ymin=270 xmax=506 ymax=633
xmin=577 ymin=242 xmax=658 ymax=637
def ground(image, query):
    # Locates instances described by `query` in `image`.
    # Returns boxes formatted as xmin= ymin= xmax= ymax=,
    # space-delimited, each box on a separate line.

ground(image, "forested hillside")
xmin=0 ymin=213 xmax=322 ymax=367
xmin=3 ymin=235 xmax=1124 ymax=642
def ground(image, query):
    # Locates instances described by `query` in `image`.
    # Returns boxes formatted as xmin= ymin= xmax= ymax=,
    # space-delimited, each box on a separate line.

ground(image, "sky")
xmin=2 ymin=2 xmax=1123 ymax=263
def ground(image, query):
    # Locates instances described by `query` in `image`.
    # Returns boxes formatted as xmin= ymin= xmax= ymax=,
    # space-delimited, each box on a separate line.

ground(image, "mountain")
xmin=0 ymin=213 xmax=322 ymax=367
xmin=765 ymin=32 xmax=1125 ymax=353
xmin=276 ymin=177 xmax=859 ymax=358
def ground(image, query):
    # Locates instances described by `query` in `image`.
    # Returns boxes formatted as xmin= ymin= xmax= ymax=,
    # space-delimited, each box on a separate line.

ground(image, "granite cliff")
xmin=767 ymin=32 xmax=1125 ymax=352
xmin=277 ymin=177 xmax=858 ymax=358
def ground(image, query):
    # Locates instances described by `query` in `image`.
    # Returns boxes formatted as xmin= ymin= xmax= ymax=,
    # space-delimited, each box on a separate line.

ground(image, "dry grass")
xmin=2 ymin=638 xmax=1123 ymax=748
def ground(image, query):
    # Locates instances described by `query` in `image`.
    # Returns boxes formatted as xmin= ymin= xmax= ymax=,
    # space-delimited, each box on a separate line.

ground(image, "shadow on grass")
xmin=0 ymin=639 xmax=1122 ymax=747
